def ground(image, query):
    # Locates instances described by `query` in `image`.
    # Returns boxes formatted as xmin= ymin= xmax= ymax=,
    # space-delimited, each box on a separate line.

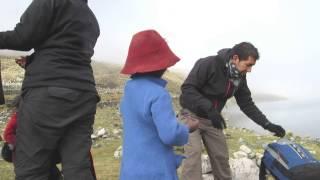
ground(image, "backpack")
xmin=1 ymin=142 xmax=13 ymax=162
xmin=260 ymin=139 xmax=320 ymax=180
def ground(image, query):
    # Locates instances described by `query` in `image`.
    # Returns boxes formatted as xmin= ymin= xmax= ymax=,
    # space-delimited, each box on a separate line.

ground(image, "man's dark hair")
xmin=231 ymin=42 xmax=259 ymax=61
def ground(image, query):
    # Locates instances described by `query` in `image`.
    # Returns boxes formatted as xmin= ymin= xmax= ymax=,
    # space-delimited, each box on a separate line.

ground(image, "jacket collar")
xmin=133 ymin=76 xmax=167 ymax=87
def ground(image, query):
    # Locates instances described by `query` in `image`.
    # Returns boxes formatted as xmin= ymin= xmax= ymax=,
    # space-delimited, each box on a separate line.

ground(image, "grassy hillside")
xmin=0 ymin=57 xmax=319 ymax=180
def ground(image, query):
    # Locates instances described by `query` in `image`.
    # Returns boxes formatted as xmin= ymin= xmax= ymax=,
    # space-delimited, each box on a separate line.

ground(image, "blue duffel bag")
xmin=260 ymin=138 xmax=320 ymax=180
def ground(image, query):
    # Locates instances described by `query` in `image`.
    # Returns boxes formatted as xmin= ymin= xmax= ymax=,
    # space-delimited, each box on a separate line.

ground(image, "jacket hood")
xmin=217 ymin=48 xmax=231 ymax=62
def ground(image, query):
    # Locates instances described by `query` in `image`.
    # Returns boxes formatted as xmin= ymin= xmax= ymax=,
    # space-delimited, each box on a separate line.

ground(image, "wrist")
xmin=263 ymin=121 xmax=271 ymax=129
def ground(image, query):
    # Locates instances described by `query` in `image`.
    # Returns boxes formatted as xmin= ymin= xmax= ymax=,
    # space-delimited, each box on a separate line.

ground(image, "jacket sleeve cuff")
xmin=262 ymin=121 xmax=271 ymax=129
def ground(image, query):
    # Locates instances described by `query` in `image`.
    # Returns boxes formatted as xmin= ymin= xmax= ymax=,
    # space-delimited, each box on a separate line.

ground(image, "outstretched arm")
xmin=235 ymin=78 xmax=285 ymax=137
xmin=0 ymin=0 xmax=54 ymax=51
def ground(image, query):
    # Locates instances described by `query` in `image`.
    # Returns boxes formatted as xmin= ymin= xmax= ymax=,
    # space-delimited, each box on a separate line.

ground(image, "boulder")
xmin=233 ymin=151 xmax=247 ymax=159
xmin=114 ymin=145 xmax=122 ymax=159
xmin=239 ymin=145 xmax=252 ymax=154
xmin=202 ymin=174 xmax=214 ymax=180
xmin=97 ymin=128 xmax=107 ymax=137
xmin=230 ymin=158 xmax=259 ymax=180
xmin=201 ymin=154 xmax=212 ymax=174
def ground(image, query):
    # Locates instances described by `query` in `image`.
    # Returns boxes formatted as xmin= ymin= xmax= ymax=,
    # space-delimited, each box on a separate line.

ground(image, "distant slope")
xmin=0 ymin=57 xmax=184 ymax=96
xmin=0 ymin=56 xmax=286 ymax=102
xmin=92 ymin=60 xmax=184 ymax=95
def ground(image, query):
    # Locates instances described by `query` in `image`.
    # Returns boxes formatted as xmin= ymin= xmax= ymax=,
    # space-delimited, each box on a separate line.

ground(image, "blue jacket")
xmin=120 ymin=76 xmax=189 ymax=180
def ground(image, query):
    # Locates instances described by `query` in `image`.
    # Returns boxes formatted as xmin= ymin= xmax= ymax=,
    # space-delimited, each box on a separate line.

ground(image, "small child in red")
xmin=2 ymin=96 xmax=20 ymax=163
xmin=3 ymin=111 xmax=17 ymax=146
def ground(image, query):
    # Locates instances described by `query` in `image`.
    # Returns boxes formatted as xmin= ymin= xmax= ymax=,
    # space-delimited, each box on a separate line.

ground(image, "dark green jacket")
xmin=180 ymin=49 xmax=269 ymax=127
xmin=0 ymin=0 xmax=100 ymax=92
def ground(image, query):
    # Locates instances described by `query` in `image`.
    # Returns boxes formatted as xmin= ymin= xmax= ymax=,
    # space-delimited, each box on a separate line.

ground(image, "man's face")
xmin=231 ymin=55 xmax=256 ymax=74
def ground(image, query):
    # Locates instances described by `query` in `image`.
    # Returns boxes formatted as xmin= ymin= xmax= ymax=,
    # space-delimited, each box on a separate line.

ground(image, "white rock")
xmin=240 ymin=145 xmax=252 ymax=154
xmin=248 ymin=152 xmax=256 ymax=159
xmin=92 ymin=143 xmax=101 ymax=148
xmin=310 ymin=150 xmax=316 ymax=155
xmin=255 ymin=153 xmax=264 ymax=166
xmin=233 ymin=151 xmax=248 ymax=159
xmin=230 ymin=158 xmax=259 ymax=180
xmin=202 ymin=174 xmax=214 ymax=180
xmin=91 ymin=134 xmax=98 ymax=139
xmin=256 ymin=153 xmax=263 ymax=159
xmin=102 ymin=134 xmax=108 ymax=138
xmin=112 ymin=129 xmax=121 ymax=135
xmin=97 ymin=128 xmax=106 ymax=137
xmin=201 ymin=154 xmax=212 ymax=174
xmin=114 ymin=146 xmax=122 ymax=159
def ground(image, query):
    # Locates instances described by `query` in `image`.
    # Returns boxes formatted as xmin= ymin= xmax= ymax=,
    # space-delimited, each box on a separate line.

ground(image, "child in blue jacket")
xmin=119 ymin=29 xmax=199 ymax=180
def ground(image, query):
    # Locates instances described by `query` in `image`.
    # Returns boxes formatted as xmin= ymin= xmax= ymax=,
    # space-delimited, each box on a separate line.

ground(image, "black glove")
xmin=265 ymin=123 xmax=286 ymax=137
xmin=1 ymin=142 xmax=13 ymax=162
xmin=207 ymin=111 xmax=226 ymax=129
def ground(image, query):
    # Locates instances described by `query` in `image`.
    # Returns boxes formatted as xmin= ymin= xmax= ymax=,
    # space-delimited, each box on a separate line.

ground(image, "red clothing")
xmin=3 ymin=112 xmax=17 ymax=145
xmin=121 ymin=30 xmax=180 ymax=74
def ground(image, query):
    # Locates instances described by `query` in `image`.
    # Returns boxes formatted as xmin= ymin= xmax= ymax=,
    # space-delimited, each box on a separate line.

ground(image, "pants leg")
xmin=181 ymin=129 xmax=203 ymax=180
xmin=14 ymin=146 xmax=56 ymax=180
xmin=202 ymin=121 xmax=232 ymax=180
xmin=59 ymin=113 xmax=95 ymax=180
xmin=89 ymin=152 xmax=97 ymax=180
xmin=48 ymin=165 xmax=62 ymax=180
xmin=14 ymin=87 xmax=98 ymax=180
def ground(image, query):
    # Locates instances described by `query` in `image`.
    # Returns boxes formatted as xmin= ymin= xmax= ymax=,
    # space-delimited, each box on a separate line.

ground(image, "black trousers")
xmin=14 ymin=87 xmax=99 ymax=180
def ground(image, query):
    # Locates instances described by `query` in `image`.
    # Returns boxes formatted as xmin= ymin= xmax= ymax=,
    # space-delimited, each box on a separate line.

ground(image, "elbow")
xmin=160 ymin=127 xmax=189 ymax=146
xmin=13 ymin=38 xmax=33 ymax=51
xmin=161 ymin=136 xmax=177 ymax=146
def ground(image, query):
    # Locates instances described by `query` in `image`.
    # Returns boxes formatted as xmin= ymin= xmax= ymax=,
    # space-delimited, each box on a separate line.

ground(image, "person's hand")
xmin=207 ymin=111 xmax=226 ymax=129
xmin=265 ymin=123 xmax=286 ymax=137
xmin=184 ymin=116 xmax=199 ymax=133
xmin=15 ymin=56 xmax=27 ymax=68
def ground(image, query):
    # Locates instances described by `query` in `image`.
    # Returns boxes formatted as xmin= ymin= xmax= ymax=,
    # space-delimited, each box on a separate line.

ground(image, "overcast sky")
xmin=0 ymin=0 xmax=319 ymax=100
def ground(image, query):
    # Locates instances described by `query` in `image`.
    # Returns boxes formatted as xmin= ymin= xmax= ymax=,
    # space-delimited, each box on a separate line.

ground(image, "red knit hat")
xmin=121 ymin=30 xmax=180 ymax=74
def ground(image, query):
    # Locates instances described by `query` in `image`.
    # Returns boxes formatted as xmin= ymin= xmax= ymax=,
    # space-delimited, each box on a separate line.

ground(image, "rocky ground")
xmin=1 ymin=105 xmax=320 ymax=179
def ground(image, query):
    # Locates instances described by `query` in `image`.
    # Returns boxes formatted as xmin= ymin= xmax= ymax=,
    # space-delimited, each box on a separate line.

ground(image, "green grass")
xmin=2 ymin=106 xmax=320 ymax=179
xmin=91 ymin=139 xmax=121 ymax=180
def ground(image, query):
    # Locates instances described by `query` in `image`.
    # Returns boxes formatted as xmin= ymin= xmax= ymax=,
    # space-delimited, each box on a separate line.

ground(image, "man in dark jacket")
xmin=180 ymin=42 xmax=286 ymax=180
xmin=0 ymin=0 xmax=100 ymax=179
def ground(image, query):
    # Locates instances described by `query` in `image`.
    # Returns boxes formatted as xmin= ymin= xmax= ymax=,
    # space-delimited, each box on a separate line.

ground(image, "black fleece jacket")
xmin=180 ymin=49 xmax=270 ymax=128
xmin=0 ymin=0 xmax=100 ymax=92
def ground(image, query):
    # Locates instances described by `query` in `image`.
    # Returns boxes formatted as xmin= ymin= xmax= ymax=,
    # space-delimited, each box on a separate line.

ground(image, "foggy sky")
xmin=0 ymin=0 xmax=319 ymax=99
